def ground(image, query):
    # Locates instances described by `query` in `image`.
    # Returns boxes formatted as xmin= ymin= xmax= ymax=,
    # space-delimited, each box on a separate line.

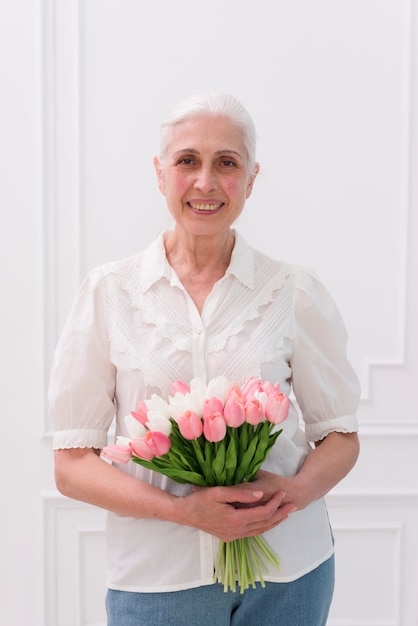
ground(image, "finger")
xmin=221 ymin=487 xmax=266 ymax=506
xmin=251 ymin=502 xmax=298 ymax=534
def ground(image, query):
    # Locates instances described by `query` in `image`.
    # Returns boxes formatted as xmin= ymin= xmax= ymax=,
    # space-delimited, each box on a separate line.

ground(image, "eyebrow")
xmin=172 ymin=148 xmax=244 ymax=158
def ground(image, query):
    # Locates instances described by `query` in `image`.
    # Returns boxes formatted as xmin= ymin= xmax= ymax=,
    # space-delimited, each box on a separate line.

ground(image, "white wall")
xmin=1 ymin=1 xmax=417 ymax=624
xmin=0 ymin=1 xmax=46 ymax=623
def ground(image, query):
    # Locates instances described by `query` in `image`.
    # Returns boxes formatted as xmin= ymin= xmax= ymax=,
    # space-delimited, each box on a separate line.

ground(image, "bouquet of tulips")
xmin=102 ymin=376 xmax=289 ymax=593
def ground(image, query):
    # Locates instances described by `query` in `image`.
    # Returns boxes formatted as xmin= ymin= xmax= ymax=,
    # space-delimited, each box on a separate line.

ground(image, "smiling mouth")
xmin=188 ymin=202 xmax=224 ymax=212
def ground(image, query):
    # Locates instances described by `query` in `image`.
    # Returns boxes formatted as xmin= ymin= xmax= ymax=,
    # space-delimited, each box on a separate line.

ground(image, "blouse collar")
xmin=140 ymin=230 xmax=255 ymax=292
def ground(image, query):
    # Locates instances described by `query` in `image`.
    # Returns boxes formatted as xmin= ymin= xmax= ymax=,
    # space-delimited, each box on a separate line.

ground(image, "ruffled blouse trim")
xmin=53 ymin=428 xmax=108 ymax=450
xmin=100 ymin=233 xmax=298 ymax=355
xmin=304 ymin=414 xmax=359 ymax=443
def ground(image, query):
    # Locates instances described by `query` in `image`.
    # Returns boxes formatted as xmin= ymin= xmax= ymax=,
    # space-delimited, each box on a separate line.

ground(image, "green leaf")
xmin=224 ymin=435 xmax=237 ymax=485
xmin=233 ymin=434 xmax=259 ymax=484
xmin=212 ymin=440 xmax=226 ymax=484
xmin=191 ymin=437 xmax=207 ymax=471
xmin=245 ymin=427 xmax=283 ymax=480
xmin=237 ymin=422 xmax=250 ymax=464
xmin=204 ymin=439 xmax=215 ymax=485
xmin=131 ymin=455 xmax=207 ymax=486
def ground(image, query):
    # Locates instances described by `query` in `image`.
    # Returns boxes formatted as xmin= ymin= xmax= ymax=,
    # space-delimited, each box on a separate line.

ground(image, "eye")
xmin=220 ymin=159 xmax=237 ymax=168
xmin=176 ymin=157 xmax=196 ymax=166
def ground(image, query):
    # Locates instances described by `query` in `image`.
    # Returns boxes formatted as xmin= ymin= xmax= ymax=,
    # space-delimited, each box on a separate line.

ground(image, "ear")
xmin=154 ymin=156 xmax=166 ymax=195
xmin=245 ymin=162 xmax=260 ymax=199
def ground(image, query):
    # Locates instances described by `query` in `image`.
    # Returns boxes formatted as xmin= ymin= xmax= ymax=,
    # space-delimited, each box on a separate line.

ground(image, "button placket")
xmin=191 ymin=319 xmax=206 ymax=380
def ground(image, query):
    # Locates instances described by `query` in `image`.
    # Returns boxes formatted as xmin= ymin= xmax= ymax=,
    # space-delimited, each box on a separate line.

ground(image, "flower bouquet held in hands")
xmin=102 ymin=376 xmax=289 ymax=593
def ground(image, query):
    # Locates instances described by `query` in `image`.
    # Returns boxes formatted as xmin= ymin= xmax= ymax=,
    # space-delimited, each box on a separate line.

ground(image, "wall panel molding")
xmin=41 ymin=0 xmax=84 ymax=435
xmin=77 ymin=527 xmax=107 ymax=626
xmin=43 ymin=491 xmax=106 ymax=626
xmin=327 ymin=524 xmax=403 ymax=625
xmin=327 ymin=492 xmax=418 ymax=507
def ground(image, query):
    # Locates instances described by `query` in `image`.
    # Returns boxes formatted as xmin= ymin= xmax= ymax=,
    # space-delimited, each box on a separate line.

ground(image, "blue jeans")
xmin=106 ymin=554 xmax=335 ymax=626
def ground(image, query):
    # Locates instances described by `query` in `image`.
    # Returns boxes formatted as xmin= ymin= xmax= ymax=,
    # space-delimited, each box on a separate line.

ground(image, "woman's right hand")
xmin=179 ymin=485 xmax=297 ymax=542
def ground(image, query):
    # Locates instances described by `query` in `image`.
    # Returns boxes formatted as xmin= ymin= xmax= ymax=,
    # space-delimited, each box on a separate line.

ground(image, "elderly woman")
xmin=49 ymin=93 xmax=360 ymax=626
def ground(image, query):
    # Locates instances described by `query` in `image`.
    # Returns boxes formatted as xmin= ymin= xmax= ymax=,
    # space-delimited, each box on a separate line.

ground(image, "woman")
xmin=49 ymin=93 xmax=360 ymax=626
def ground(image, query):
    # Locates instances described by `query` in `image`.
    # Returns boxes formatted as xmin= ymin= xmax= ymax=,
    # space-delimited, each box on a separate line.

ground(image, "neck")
xmin=164 ymin=229 xmax=235 ymax=277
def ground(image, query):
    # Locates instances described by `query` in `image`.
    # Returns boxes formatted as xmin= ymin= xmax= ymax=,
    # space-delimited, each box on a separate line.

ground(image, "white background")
xmin=1 ymin=0 xmax=417 ymax=624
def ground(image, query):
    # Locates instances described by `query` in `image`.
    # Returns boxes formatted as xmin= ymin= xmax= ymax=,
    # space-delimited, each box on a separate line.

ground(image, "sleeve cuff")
xmin=304 ymin=414 xmax=359 ymax=443
xmin=52 ymin=428 xmax=108 ymax=450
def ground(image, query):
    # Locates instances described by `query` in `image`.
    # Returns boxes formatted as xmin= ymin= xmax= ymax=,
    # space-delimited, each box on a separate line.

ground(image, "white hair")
xmin=159 ymin=93 xmax=257 ymax=172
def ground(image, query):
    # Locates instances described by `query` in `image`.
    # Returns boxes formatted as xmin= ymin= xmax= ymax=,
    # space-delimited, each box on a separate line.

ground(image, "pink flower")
xmin=223 ymin=392 xmax=245 ymax=427
xmin=131 ymin=400 xmax=149 ymax=426
xmin=130 ymin=431 xmax=171 ymax=460
xmin=177 ymin=411 xmax=204 ymax=440
xmin=244 ymin=398 xmax=265 ymax=425
xmin=172 ymin=380 xmax=190 ymax=395
xmin=241 ymin=377 xmax=261 ymax=400
xmin=101 ymin=444 xmax=132 ymax=464
xmin=261 ymin=381 xmax=280 ymax=395
xmin=265 ymin=392 xmax=289 ymax=424
xmin=202 ymin=397 xmax=223 ymax=418
xmin=227 ymin=382 xmax=243 ymax=398
xmin=203 ymin=411 xmax=227 ymax=442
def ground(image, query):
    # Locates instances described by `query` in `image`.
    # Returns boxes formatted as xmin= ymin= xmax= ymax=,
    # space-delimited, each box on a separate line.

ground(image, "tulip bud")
xmin=244 ymin=398 xmax=265 ymax=425
xmin=146 ymin=413 xmax=172 ymax=436
xmin=125 ymin=414 xmax=147 ymax=439
xmin=177 ymin=411 xmax=204 ymax=440
xmin=203 ymin=412 xmax=227 ymax=442
xmin=147 ymin=431 xmax=171 ymax=456
xmin=131 ymin=401 xmax=149 ymax=425
xmin=261 ymin=381 xmax=280 ymax=395
xmin=241 ymin=377 xmax=262 ymax=400
xmin=223 ymin=394 xmax=245 ymax=427
xmin=202 ymin=397 xmax=223 ymax=418
xmin=130 ymin=431 xmax=171 ymax=460
xmin=102 ymin=444 xmax=132 ymax=464
xmin=130 ymin=436 xmax=155 ymax=460
xmin=265 ymin=392 xmax=290 ymax=425
xmin=172 ymin=380 xmax=190 ymax=395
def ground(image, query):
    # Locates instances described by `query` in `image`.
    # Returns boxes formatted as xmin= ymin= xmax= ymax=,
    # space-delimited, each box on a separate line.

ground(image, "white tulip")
xmin=124 ymin=414 xmax=147 ymax=439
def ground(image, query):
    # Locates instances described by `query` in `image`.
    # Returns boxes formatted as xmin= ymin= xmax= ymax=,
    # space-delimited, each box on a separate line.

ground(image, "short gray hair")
xmin=159 ymin=93 xmax=257 ymax=172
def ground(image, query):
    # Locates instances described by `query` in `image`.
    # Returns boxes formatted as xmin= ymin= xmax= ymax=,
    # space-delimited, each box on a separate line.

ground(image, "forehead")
xmin=166 ymin=115 xmax=247 ymax=157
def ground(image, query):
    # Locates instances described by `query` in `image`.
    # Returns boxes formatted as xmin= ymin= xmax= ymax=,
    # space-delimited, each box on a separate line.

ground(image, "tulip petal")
xmin=102 ymin=444 xmax=132 ymax=464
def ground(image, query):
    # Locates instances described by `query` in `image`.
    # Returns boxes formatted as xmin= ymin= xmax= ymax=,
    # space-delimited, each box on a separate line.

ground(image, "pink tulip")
xmin=223 ymin=393 xmax=245 ymax=427
xmin=261 ymin=381 xmax=280 ymax=395
xmin=102 ymin=444 xmax=132 ymax=464
xmin=130 ymin=436 xmax=155 ymax=460
xmin=177 ymin=411 xmax=204 ymax=440
xmin=172 ymin=380 xmax=190 ymax=395
xmin=147 ymin=431 xmax=171 ymax=456
xmin=202 ymin=397 xmax=224 ymax=418
xmin=244 ymin=398 xmax=265 ymax=425
xmin=265 ymin=392 xmax=290 ymax=425
xmin=203 ymin=411 xmax=227 ymax=442
xmin=241 ymin=377 xmax=261 ymax=400
xmin=130 ymin=431 xmax=171 ymax=460
xmin=131 ymin=400 xmax=149 ymax=426
xmin=227 ymin=382 xmax=243 ymax=398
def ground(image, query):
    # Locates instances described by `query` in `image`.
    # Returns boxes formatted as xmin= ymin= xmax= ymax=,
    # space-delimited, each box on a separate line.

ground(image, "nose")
xmin=194 ymin=166 xmax=217 ymax=193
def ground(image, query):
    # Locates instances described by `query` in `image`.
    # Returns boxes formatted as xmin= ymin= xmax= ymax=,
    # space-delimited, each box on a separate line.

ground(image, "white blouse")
xmin=48 ymin=231 xmax=360 ymax=591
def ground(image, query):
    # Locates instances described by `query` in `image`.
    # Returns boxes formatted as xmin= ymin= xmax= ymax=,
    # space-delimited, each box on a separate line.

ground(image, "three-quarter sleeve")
xmin=291 ymin=270 xmax=360 ymax=443
xmin=48 ymin=270 xmax=116 ymax=450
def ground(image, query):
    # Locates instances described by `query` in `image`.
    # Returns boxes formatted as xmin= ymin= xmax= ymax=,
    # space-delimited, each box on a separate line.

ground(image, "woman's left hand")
xmin=241 ymin=431 xmax=360 ymax=511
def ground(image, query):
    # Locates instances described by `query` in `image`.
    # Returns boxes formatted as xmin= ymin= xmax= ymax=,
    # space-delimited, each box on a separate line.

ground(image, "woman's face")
xmin=154 ymin=115 xmax=259 ymax=239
